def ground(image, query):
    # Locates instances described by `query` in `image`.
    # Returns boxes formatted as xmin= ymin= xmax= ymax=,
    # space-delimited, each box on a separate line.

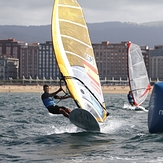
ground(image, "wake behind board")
xmin=135 ymin=106 xmax=148 ymax=112
xmin=69 ymin=108 xmax=100 ymax=131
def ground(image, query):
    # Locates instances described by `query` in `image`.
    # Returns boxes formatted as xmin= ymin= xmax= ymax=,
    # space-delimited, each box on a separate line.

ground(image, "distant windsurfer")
xmin=41 ymin=84 xmax=72 ymax=118
xmin=127 ymin=91 xmax=134 ymax=106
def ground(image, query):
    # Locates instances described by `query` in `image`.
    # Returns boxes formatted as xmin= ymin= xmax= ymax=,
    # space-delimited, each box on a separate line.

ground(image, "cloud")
xmin=0 ymin=0 xmax=53 ymax=25
xmin=78 ymin=0 xmax=163 ymax=23
xmin=0 ymin=0 xmax=162 ymax=25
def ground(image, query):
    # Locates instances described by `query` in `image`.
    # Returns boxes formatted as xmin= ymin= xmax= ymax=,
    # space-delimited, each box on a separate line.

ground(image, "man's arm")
xmin=54 ymin=95 xmax=72 ymax=99
xmin=62 ymin=95 xmax=72 ymax=99
xmin=49 ymin=87 xmax=63 ymax=97
xmin=54 ymin=94 xmax=72 ymax=99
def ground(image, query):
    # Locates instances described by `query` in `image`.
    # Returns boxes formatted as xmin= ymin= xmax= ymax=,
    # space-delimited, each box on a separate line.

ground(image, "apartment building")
xmin=93 ymin=41 xmax=150 ymax=80
xmin=149 ymin=45 xmax=163 ymax=80
xmin=0 ymin=38 xmax=26 ymax=78
xmin=0 ymin=39 xmax=60 ymax=80
xmin=0 ymin=56 xmax=19 ymax=80
xmin=38 ymin=41 xmax=59 ymax=79
xmin=0 ymin=38 xmax=25 ymax=58
xmin=140 ymin=45 xmax=150 ymax=75
xmin=93 ymin=41 xmax=127 ymax=80
xmin=20 ymin=43 xmax=39 ymax=79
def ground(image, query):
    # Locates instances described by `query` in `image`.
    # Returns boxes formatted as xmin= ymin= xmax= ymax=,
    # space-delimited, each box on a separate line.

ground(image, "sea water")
xmin=1 ymin=92 xmax=163 ymax=163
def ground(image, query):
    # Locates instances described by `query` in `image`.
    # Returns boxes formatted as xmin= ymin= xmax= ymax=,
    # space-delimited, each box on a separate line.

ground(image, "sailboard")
xmin=51 ymin=0 xmax=108 ymax=131
xmin=148 ymin=82 xmax=163 ymax=133
xmin=127 ymin=41 xmax=151 ymax=107
xmin=69 ymin=108 xmax=100 ymax=131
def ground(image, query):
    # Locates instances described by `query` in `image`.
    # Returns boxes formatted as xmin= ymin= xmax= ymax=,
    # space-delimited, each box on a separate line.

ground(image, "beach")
xmin=0 ymin=84 xmax=153 ymax=94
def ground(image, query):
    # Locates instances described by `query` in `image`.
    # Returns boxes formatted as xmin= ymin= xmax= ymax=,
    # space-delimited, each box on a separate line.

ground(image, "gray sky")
xmin=0 ymin=0 xmax=162 ymax=25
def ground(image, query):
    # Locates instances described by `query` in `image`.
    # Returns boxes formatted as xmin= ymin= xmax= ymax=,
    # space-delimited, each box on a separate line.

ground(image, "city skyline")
xmin=0 ymin=38 xmax=163 ymax=81
xmin=0 ymin=0 xmax=162 ymax=25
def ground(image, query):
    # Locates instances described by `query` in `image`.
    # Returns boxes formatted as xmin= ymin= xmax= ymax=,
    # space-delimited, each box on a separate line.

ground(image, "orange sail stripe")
xmin=83 ymin=60 xmax=98 ymax=74
xmin=83 ymin=61 xmax=100 ymax=87
xmin=91 ymin=81 xmax=101 ymax=95
xmin=140 ymin=84 xmax=151 ymax=98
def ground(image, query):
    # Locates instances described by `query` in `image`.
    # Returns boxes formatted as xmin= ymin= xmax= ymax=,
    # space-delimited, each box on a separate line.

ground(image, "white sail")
xmin=127 ymin=41 xmax=151 ymax=106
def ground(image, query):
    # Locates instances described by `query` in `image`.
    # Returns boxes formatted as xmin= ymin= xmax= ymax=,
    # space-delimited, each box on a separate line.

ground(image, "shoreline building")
xmin=93 ymin=41 xmax=128 ymax=80
xmin=140 ymin=45 xmax=150 ymax=76
xmin=93 ymin=41 xmax=150 ymax=81
xmin=38 ymin=41 xmax=59 ymax=80
xmin=20 ymin=43 xmax=39 ymax=79
xmin=0 ymin=56 xmax=19 ymax=80
xmin=0 ymin=38 xmax=26 ymax=78
xmin=149 ymin=45 xmax=163 ymax=81
xmin=0 ymin=38 xmax=25 ymax=58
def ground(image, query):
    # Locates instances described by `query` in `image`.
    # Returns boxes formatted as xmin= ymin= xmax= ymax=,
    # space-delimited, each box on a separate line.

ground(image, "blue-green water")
xmin=1 ymin=92 xmax=163 ymax=163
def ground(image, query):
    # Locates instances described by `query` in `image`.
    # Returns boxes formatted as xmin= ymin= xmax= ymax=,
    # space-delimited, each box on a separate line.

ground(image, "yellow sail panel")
xmin=59 ymin=0 xmax=80 ymax=6
xmin=59 ymin=7 xmax=85 ymax=26
xmin=62 ymin=38 xmax=95 ymax=63
xmin=60 ymin=21 xmax=91 ymax=45
xmin=66 ymin=54 xmax=83 ymax=66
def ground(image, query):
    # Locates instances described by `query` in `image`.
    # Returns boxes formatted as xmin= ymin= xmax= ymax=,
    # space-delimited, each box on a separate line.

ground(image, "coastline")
xmin=0 ymin=85 xmax=153 ymax=94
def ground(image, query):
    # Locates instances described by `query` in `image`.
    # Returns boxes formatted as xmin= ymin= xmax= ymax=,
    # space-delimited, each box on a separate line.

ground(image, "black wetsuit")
xmin=127 ymin=94 xmax=134 ymax=105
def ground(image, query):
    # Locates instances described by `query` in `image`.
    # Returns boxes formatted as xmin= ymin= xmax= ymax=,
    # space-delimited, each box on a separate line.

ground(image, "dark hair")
xmin=43 ymin=84 xmax=49 ymax=89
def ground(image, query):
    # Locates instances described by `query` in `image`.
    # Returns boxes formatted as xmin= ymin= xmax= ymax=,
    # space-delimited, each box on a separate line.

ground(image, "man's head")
xmin=43 ymin=84 xmax=49 ymax=93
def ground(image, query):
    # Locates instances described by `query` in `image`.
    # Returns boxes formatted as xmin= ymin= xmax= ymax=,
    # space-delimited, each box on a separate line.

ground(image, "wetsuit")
xmin=127 ymin=94 xmax=134 ymax=104
xmin=41 ymin=92 xmax=67 ymax=114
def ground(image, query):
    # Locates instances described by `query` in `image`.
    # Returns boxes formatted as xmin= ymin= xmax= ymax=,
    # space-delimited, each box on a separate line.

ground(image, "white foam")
xmin=123 ymin=102 xmax=136 ymax=110
xmin=123 ymin=102 xmax=148 ymax=112
xmin=100 ymin=117 xmax=124 ymax=134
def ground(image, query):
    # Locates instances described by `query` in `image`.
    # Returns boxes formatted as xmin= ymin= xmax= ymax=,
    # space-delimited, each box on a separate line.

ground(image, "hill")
xmin=0 ymin=25 xmax=51 ymax=44
xmin=0 ymin=21 xmax=163 ymax=48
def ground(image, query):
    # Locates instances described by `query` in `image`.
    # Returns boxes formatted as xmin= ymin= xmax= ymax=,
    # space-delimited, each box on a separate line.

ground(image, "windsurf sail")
xmin=51 ymin=0 xmax=107 ymax=122
xmin=127 ymin=41 xmax=151 ymax=106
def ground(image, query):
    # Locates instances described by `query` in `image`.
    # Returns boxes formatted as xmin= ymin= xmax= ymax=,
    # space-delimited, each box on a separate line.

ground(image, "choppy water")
xmin=1 ymin=92 xmax=163 ymax=163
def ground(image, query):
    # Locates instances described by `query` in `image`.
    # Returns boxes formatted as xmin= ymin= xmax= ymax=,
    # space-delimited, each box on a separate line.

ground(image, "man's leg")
xmin=65 ymin=108 xmax=71 ymax=114
xmin=59 ymin=108 xmax=69 ymax=118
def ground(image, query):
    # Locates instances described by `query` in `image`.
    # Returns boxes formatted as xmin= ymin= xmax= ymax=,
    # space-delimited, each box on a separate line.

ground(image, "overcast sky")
xmin=0 ymin=0 xmax=162 ymax=26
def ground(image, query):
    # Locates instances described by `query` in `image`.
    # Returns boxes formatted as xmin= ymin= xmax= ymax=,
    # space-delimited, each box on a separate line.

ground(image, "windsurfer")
xmin=127 ymin=91 xmax=135 ymax=106
xmin=41 ymin=84 xmax=72 ymax=118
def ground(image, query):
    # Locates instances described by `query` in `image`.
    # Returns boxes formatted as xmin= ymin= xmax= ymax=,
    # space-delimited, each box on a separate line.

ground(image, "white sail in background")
xmin=127 ymin=41 xmax=151 ymax=106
